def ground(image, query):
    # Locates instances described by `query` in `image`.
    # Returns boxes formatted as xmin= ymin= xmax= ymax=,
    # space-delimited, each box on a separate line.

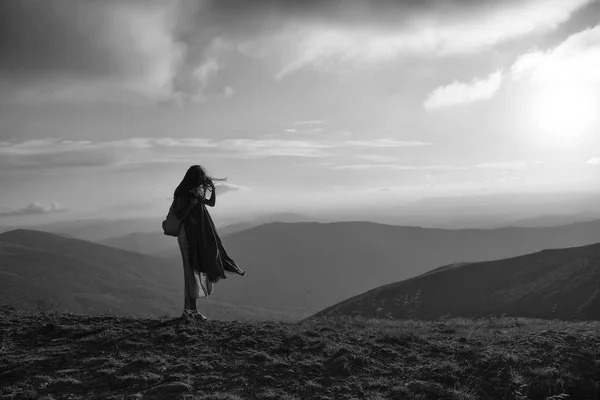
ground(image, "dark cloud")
xmin=189 ymin=0 xmax=590 ymax=36
xmin=0 ymin=0 xmax=592 ymax=100
xmin=0 ymin=0 xmax=181 ymax=101
xmin=193 ymin=0 xmax=474 ymax=29
xmin=186 ymin=0 xmax=593 ymax=78
xmin=0 ymin=201 xmax=67 ymax=217
xmin=1 ymin=1 xmax=152 ymax=80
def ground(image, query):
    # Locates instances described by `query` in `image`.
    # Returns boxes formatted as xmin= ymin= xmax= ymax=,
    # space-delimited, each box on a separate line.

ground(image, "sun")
xmin=530 ymin=83 xmax=598 ymax=149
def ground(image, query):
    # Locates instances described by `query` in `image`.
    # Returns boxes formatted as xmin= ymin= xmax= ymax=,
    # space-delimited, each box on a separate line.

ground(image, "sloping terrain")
xmin=0 ymin=230 xmax=271 ymax=320
xmin=29 ymin=217 xmax=166 ymax=242
xmin=314 ymin=242 xmax=600 ymax=321
xmin=187 ymin=220 xmax=600 ymax=318
xmin=99 ymin=231 xmax=178 ymax=257
xmin=1 ymin=306 xmax=600 ymax=400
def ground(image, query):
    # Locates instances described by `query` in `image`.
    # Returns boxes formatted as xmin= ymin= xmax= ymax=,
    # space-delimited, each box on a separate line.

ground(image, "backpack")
xmin=162 ymin=198 xmax=181 ymax=237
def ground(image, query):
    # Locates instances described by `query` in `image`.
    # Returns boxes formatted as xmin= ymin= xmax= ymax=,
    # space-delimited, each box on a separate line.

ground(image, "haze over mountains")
xmin=314 ymin=241 xmax=600 ymax=321
xmin=98 ymin=212 xmax=320 ymax=256
xmin=3 ymin=217 xmax=600 ymax=320
xmin=0 ymin=230 xmax=277 ymax=320
xmin=0 ymin=212 xmax=321 ymax=243
xmin=3 ymin=191 xmax=599 ymax=239
xmin=0 ymin=218 xmax=166 ymax=242
xmin=351 ymin=192 xmax=600 ymax=229
xmin=10 ymin=217 xmax=600 ymax=319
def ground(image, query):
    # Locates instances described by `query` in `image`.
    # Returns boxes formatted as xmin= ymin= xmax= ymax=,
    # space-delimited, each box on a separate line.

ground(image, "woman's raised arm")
xmin=203 ymin=182 xmax=216 ymax=207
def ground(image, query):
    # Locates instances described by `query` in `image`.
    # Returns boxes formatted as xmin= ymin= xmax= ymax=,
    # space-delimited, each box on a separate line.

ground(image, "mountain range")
xmin=3 ymin=219 xmax=600 ymax=320
xmin=314 ymin=241 xmax=600 ymax=321
xmin=167 ymin=219 xmax=600 ymax=318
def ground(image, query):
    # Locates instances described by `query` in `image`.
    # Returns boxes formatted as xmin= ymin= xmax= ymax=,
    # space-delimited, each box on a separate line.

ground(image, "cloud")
xmin=511 ymin=25 xmax=600 ymax=85
xmin=214 ymin=182 xmax=249 ymax=195
xmin=356 ymin=154 xmax=398 ymax=163
xmin=476 ymin=161 xmax=533 ymax=170
xmin=171 ymin=57 xmax=223 ymax=103
xmin=588 ymin=157 xmax=600 ymax=165
xmin=224 ymin=86 xmax=235 ymax=97
xmin=332 ymin=164 xmax=467 ymax=171
xmin=0 ymin=0 xmax=232 ymax=104
xmin=228 ymin=0 xmax=591 ymax=78
xmin=423 ymin=70 xmax=503 ymax=110
xmin=218 ymin=139 xmax=333 ymax=158
xmin=0 ymin=0 xmax=189 ymax=103
xmin=0 ymin=0 xmax=590 ymax=102
xmin=0 ymin=201 xmax=67 ymax=217
xmin=284 ymin=128 xmax=324 ymax=135
xmin=102 ymin=199 xmax=162 ymax=213
xmin=0 ymin=137 xmax=209 ymax=170
xmin=0 ymin=138 xmax=125 ymax=170
xmin=153 ymin=138 xmax=218 ymax=148
xmin=0 ymin=137 xmax=332 ymax=170
xmin=293 ymin=120 xmax=325 ymax=125
xmin=0 ymin=136 xmax=436 ymax=171
xmin=344 ymin=139 xmax=432 ymax=147
xmin=424 ymin=23 xmax=600 ymax=110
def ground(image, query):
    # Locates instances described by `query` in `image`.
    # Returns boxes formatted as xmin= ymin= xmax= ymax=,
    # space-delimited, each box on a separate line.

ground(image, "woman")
xmin=171 ymin=165 xmax=245 ymax=320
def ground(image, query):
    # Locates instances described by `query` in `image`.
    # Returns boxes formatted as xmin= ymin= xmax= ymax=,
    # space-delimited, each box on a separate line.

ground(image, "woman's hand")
xmin=204 ymin=181 xmax=216 ymax=207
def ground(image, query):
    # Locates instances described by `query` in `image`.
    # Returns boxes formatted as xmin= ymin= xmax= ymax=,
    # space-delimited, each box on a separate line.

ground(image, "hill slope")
xmin=2 ymin=307 xmax=600 ymax=400
xmin=98 ymin=231 xmax=177 ymax=257
xmin=314 ymin=242 xmax=600 ymax=321
xmin=0 ymin=230 xmax=270 ymax=320
xmin=27 ymin=217 xmax=165 ymax=241
xmin=184 ymin=220 xmax=600 ymax=318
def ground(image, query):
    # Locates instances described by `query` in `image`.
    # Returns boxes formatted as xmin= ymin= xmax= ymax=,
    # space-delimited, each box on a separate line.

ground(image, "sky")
xmin=1 ymin=0 xmax=600 ymax=226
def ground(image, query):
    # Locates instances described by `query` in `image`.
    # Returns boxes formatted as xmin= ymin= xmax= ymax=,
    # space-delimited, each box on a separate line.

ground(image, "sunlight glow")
xmin=531 ymin=83 xmax=598 ymax=148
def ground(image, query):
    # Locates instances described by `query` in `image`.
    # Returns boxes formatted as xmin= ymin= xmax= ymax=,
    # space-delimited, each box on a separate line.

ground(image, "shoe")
xmin=182 ymin=309 xmax=207 ymax=321
xmin=191 ymin=310 xmax=208 ymax=320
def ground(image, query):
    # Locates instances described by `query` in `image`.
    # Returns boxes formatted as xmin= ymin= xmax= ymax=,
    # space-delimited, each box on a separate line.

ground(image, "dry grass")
xmin=1 ymin=305 xmax=600 ymax=400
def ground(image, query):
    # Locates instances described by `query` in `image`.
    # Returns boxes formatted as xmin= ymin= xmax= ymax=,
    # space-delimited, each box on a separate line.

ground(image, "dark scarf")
xmin=174 ymin=193 xmax=245 ymax=282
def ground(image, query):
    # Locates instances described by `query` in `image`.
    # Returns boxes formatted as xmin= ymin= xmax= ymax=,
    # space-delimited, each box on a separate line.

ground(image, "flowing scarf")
xmin=173 ymin=193 xmax=245 ymax=282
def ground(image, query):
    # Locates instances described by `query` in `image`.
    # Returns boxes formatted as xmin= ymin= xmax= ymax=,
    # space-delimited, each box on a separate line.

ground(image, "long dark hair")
xmin=173 ymin=165 xmax=226 ymax=198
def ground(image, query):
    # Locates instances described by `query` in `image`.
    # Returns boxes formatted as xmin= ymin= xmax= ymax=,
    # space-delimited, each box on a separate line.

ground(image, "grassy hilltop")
xmin=1 ymin=306 xmax=600 ymax=400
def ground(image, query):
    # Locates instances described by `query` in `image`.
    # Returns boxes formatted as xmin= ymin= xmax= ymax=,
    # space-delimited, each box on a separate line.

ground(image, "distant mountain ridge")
xmin=99 ymin=231 xmax=177 ymax=257
xmin=30 ymin=217 xmax=166 ymax=241
xmin=0 ymin=230 xmax=275 ymax=320
xmin=98 ymin=212 xmax=319 ymax=256
xmin=313 ymin=241 xmax=600 ymax=321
